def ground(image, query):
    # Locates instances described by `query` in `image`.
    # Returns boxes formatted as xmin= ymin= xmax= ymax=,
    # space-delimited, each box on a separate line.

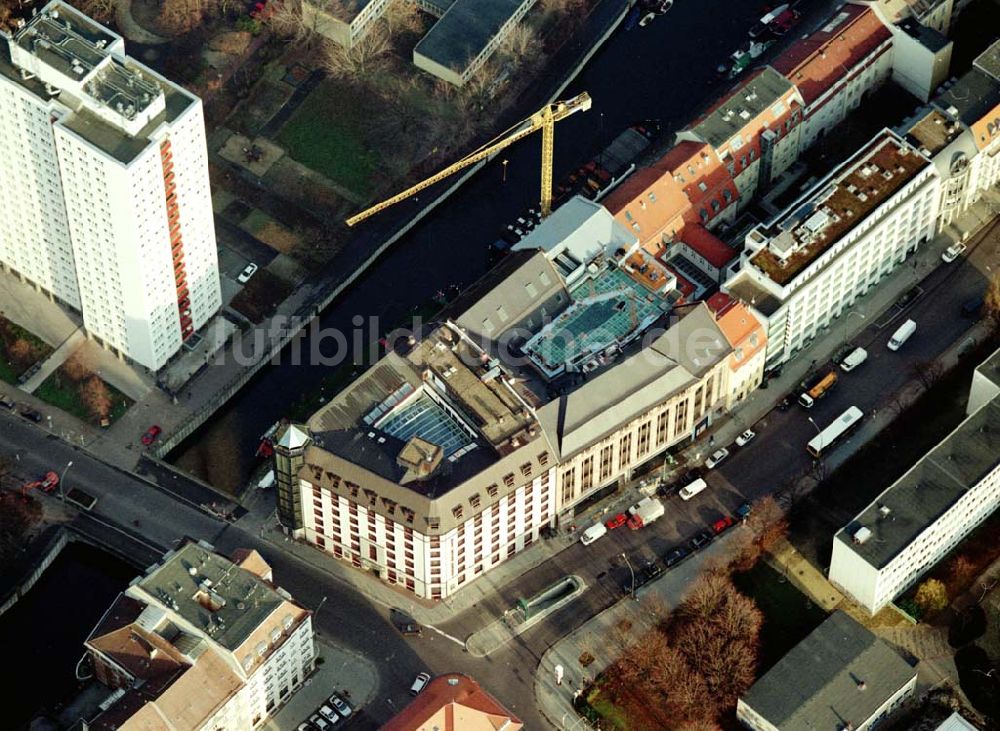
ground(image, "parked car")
xmin=297 ymin=723 xmax=315 ymax=731
xmin=941 ymin=242 xmax=966 ymax=263
xmin=664 ymin=546 xmax=690 ymax=568
xmin=317 ymin=705 xmax=340 ymax=724
xmin=238 ymin=262 xmax=259 ymax=283
xmin=141 ymin=424 xmax=162 ymax=445
xmin=735 ymin=429 xmax=756 ymax=447
xmin=839 ymin=347 xmax=868 ymax=372
xmin=580 ymin=523 xmax=608 ymax=546
xmin=328 ymin=695 xmax=352 ymax=718
xmin=778 ymin=396 xmax=793 ymax=412
xmin=410 ymin=672 xmax=431 ymax=695
xmin=962 ymin=297 xmax=984 ymax=318
xmin=712 ymin=515 xmax=736 ymax=534
xmin=398 ymin=622 xmax=423 ymax=637
xmin=19 ymin=408 xmax=42 ymax=423
xmin=605 ymin=513 xmax=628 ymax=530
xmin=705 ymin=448 xmax=729 ymax=469
xmin=0 ymin=393 xmax=15 ymax=410
xmin=736 ymin=501 xmax=752 ymax=520
xmin=689 ymin=529 xmax=714 ymax=551
xmin=309 ymin=715 xmax=331 ymax=730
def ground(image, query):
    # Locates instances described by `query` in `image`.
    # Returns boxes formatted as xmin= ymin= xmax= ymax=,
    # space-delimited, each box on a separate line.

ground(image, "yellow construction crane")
xmin=345 ymin=92 xmax=593 ymax=227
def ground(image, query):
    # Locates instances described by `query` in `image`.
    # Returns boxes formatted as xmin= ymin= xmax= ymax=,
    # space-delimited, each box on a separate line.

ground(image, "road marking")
xmin=424 ymin=624 xmax=466 ymax=648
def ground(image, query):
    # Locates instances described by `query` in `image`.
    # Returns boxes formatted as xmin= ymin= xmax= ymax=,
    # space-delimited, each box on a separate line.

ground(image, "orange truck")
xmin=798 ymin=369 xmax=838 ymax=408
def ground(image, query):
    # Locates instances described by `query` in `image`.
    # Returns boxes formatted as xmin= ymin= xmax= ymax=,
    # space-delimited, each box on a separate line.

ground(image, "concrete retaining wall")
xmin=0 ymin=527 xmax=69 ymax=619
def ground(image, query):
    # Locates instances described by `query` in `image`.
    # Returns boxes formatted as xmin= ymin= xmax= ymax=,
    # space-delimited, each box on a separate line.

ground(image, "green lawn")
xmin=0 ymin=316 xmax=53 ymax=384
xmin=733 ymin=562 xmax=829 ymax=674
xmin=34 ymin=370 xmax=133 ymax=426
xmin=275 ymin=79 xmax=380 ymax=198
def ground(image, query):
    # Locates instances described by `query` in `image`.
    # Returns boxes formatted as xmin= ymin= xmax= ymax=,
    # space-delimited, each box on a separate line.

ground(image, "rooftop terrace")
xmin=136 ymin=543 xmax=291 ymax=652
xmin=905 ymin=108 xmax=965 ymax=155
xmin=748 ymin=132 xmax=929 ymax=286
xmin=523 ymin=262 xmax=671 ymax=378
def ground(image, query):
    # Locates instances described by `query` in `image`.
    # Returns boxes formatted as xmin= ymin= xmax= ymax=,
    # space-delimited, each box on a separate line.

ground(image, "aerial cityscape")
xmin=0 ymin=0 xmax=998 ymax=728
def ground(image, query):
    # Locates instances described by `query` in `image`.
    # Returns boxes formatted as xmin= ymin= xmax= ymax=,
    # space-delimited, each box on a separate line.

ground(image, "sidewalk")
xmin=533 ymin=532 xmax=740 ymax=730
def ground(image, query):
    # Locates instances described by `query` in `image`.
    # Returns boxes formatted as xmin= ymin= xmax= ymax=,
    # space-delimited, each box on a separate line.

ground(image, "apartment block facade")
xmin=724 ymin=130 xmax=940 ymax=368
xmin=83 ymin=541 xmax=314 ymax=730
xmin=829 ymin=350 xmax=1000 ymax=614
xmin=0 ymin=2 xmax=221 ymax=371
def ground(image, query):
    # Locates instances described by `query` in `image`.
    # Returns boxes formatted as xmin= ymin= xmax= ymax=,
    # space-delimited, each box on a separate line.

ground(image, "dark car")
xmin=962 ymin=297 xmax=983 ymax=318
xmin=398 ymin=622 xmax=423 ymax=637
xmin=640 ymin=560 xmax=664 ymax=584
xmin=0 ymin=393 xmax=15 ymax=410
xmin=664 ymin=546 xmax=691 ymax=568
xmin=19 ymin=408 xmax=42 ymax=423
xmin=736 ymin=501 xmax=752 ymax=520
xmin=689 ymin=529 xmax=714 ymax=551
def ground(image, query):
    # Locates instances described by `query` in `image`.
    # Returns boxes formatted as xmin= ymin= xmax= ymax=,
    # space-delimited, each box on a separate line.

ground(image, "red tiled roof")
xmin=772 ymin=6 xmax=891 ymax=106
xmin=706 ymin=291 xmax=737 ymax=316
xmin=678 ymin=224 xmax=738 ymax=268
xmin=381 ymin=674 xmax=522 ymax=731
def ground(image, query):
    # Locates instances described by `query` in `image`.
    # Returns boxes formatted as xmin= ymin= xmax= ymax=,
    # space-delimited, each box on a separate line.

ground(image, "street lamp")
xmin=972 ymin=668 xmax=997 ymax=679
xmin=501 ymin=159 xmax=509 ymax=184
xmin=806 ymin=417 xmax=821 ymax=436
xmin=621 ymin=553 xmax=636 ymax=601
xmin=59 ymin=460 xmax=73 ymax=502
xmin=841 ymin=311 xmax=866 ymax=348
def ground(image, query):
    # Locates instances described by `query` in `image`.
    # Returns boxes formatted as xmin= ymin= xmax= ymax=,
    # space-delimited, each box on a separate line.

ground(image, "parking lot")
xmin=265 ymin=639 xmax=378 ymax=731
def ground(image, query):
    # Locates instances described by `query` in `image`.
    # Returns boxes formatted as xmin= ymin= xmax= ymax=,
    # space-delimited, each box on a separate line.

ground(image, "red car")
xmin=605 ymin=513 xmax=628 ymax=530
xmin=712 ymin=515 xmax=736 ymax=534
xmin=141 ymin=425 xmax=162 ymax=446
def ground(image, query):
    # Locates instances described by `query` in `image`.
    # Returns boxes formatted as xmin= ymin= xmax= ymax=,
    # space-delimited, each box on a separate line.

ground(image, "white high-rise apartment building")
xmin=0 ymin=1 xmax=221 ymax=371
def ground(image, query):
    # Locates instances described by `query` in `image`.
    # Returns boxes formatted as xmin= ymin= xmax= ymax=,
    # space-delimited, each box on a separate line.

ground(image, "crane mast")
xmin=345 ymin=92 xmax=592 ymax=227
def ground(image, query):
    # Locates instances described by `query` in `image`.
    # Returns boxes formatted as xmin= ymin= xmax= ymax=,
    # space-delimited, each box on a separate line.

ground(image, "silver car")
xmin=705 ymin=448 xmax=729 ymax=469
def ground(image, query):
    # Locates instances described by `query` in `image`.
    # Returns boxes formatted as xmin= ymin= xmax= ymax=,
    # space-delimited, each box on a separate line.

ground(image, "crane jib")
xmin=345 ymin=92 xmax=592 ymax=227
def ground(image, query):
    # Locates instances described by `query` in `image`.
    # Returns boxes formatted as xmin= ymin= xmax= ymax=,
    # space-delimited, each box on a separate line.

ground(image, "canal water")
xmin=172 ymin=0 xmax=838 ymax=491
xmin=1 ymin=542 xmax=136 ymax=729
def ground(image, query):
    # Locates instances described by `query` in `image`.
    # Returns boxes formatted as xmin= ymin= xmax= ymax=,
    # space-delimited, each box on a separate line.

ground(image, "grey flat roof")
xmin=725 ymin=274 xmax=783 ymax=316
xmin=899 ymin=18 xmax=950 ymax=52
xmin=742 ymin=611 xmax=916 ymax=729
xmin=976 ymin=346 xmax=1000 ymax=390
xmin=414 ymin=0 xmax=531 ymax=74
xmin=687 ymin=67 xmax=795 ymax=149
xmin=537 ymin=303 xmax=730 ymax=459
xmin=973 ymin=38 xmax=1000 ymax=81
xmin=59 ymin=79 xmax=191 ymax=164
xmin=137 ymin=543 xmax=287 ymax=651
xmin=936 ymin=68 xmax=1000 ymax=128
xmin=835 ymin=397 xmax=1000 ymax=569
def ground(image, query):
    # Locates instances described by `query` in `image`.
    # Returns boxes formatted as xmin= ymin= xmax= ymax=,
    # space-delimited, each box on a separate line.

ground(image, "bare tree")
xmin=62 ymin=351 xmax=90 ymax=382
xmin=499 ymin=21 xmax=542 ymax=69
xmin=321 ymin=27 xmax=392 ymax=80
xmin=947 ymin=555 xmax=976 ymax=589
xmin=7 ymin=338 xmax=34 ymax=371
xmin=912 ymin=359 xmax=944 ymax=390
xmin=984 ymin=272 xmax=1000 ymax=331
xmin=383 ymin=0 xmax=422 ymax=37
xmin=80 ymin=375 xmax=113 ymax=421
xmin=746 ymin=495 xmax=788 ymax=553
xmin=69 ymin=0 xmax=116 ymax=24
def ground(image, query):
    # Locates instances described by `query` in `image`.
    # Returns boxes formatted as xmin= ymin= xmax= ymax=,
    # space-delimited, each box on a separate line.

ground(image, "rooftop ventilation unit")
xmin=852 ymin=526 xmax=872 ymax=544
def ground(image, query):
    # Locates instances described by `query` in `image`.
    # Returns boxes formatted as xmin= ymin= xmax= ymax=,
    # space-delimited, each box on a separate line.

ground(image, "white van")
xmin=580 ymin=523 xmax=608 ymax=546
xmin=678 ymin=478 xmax=708 ymax=501
xmin=888 ymin=319 xmax=916 ymax=351
xmin=839 ymin=347 xmax=868 ymax=372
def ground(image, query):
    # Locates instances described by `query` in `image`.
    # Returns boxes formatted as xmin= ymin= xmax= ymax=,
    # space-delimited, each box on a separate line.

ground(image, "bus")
xmin=806 ymin=406 xmax=864 ymax=458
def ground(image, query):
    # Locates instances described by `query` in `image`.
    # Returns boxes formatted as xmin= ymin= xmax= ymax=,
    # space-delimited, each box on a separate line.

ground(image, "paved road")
xmin=0 ymin=416 xmax=429 ymax=729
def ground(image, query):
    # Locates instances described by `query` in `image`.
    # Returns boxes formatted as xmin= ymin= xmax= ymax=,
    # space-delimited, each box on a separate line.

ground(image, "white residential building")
xmin=738 ymin=611 xmax=917 ymax=731
xmin=724 ymin=130 xmax=940 ymax=369
xmin=84 ymin=541 xmax=315 ymax=730
xmin=0 ymin=2 xmax=221 ymax=371
xmin=829 ymin=347 xmax=1000 ymax=614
